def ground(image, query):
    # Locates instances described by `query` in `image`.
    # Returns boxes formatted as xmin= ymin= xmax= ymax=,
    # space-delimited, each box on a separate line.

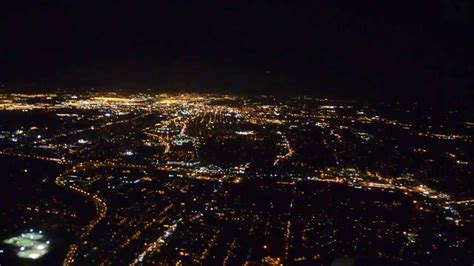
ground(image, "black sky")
xmin=1 ymin=0 xmax=472 ymax=98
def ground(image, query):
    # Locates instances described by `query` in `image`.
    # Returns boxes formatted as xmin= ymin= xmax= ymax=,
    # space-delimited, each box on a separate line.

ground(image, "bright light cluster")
xmin=3 ymin=230 xmax=50 ymax=260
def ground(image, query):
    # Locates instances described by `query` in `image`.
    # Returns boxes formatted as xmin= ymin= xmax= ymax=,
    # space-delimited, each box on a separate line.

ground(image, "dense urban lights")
xmin=0 ymin=92 xmax=472 ymax=265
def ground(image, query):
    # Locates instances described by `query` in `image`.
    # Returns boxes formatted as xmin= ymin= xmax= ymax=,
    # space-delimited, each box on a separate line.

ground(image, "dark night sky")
xmin=1 ymin=0 xmax=472 ymax=98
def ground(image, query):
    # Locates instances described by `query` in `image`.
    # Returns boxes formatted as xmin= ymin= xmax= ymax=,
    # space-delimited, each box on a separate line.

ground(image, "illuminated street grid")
xmin=0 ymin=92 xmax=472 ymax=265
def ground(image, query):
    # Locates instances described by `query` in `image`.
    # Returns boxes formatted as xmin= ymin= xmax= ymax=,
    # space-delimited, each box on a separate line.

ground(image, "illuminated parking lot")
xmin=3 ymin=230 xmax=50 ymax=260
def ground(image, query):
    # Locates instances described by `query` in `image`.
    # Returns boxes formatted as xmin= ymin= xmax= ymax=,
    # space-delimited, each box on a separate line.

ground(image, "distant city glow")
xmin=0 ymin=92 xmax=472 ymax=265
